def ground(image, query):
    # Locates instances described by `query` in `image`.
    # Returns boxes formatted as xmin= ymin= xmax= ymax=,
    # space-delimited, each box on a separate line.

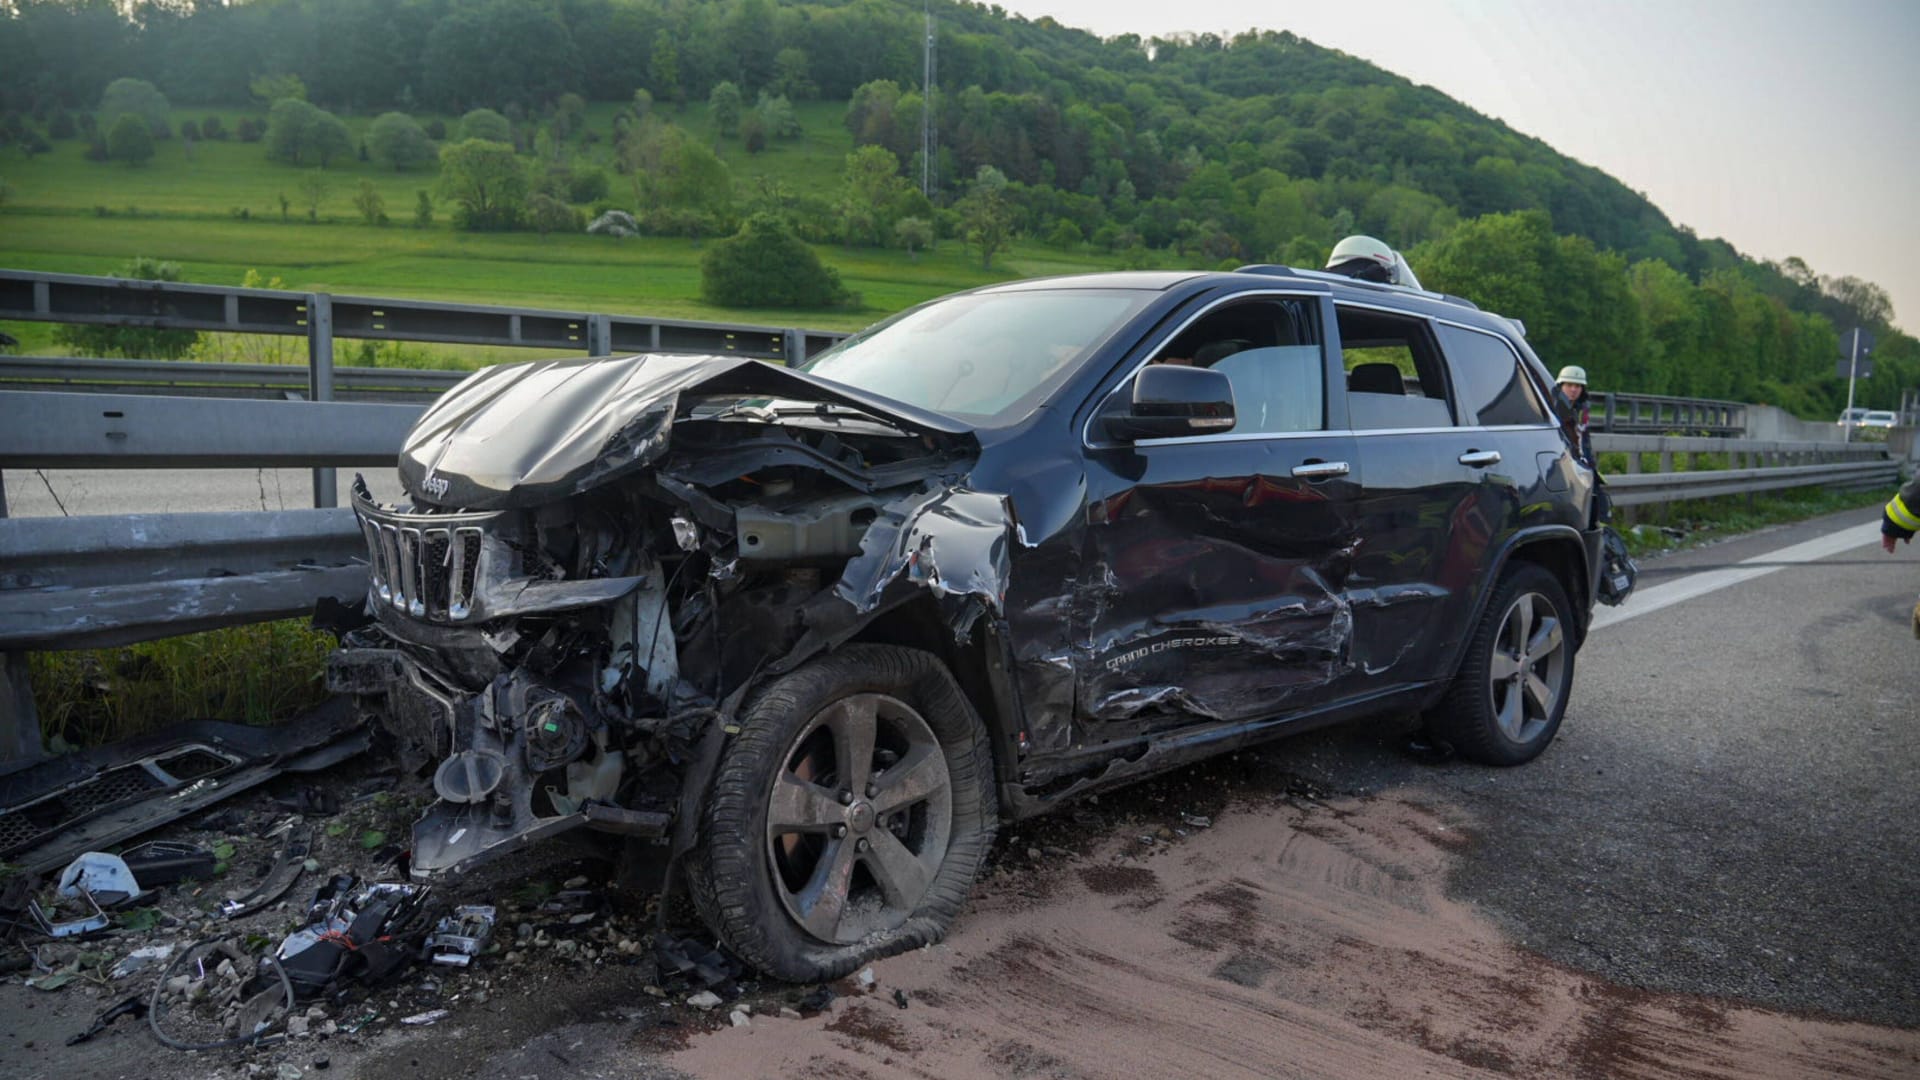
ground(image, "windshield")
xmin=799 ymin=289 xmax=1151 ymax=423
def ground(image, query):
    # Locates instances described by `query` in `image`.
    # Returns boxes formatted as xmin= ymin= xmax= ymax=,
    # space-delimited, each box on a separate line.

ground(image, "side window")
xmin=1148 ymin=297 xmax=1324 ymax=435
xmin=1335 ymin=305 xmax=1456 ymax=430
xmin=1436 ymin=324 xmax=1550 ymax=427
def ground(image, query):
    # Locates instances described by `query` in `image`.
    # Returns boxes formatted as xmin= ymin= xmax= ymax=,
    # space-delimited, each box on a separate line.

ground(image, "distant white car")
xmin=1863 ymin=410 xmax=1897 ymax=428
xmin=1838 ymin=407 xmax=1871 ymax=427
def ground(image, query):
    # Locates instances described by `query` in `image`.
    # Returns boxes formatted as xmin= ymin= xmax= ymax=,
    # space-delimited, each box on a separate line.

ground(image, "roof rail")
xmin=1233 ymin=264 xmax=1481 ymax=312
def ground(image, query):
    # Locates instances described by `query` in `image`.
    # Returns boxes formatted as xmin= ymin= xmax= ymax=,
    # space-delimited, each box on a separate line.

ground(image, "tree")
xmin=414 ymin=190 xmax=435 ymax=229
xmin=249 ymin=73 xmax=307 ymax=105
xmin=771 ymin=47 xmax=817 ymax=101
xmin=756 ymin=93 xmax=802 ymax=139
xmin=650 ymin=30 xmax=681 ymax=103
xmin=438 ymin=139 xmax=528 ymax=231
xmin=957 ymin=166 xmax=1013 ymax=270
xmin=300 ymin=172 xmax=330 ymax=220
xmin=702 ymin=215 xmax=853 ymax=308
xmin=894 ymin=216 xmax=934 ymax=260
xmin=461 ymin=108 xmax=512 ymax=144
xmin=368 ymin=112 xmax=436 ymax=171
xmin=105 ymin=112 xmax=154 ymax=166
xmin=54 ymin=257 xmax=197 ymax=359
xmin=353 ymin=180 xmax=388 ymax=225
xmin=709 ymin=81 xmax=743 ymax=137
xmin=267 ymin=99 xmax=351 ymax=167
xmin=552 ymin=93 xmax=587 ymax=139
xmin=99 ymin=78 xmax=171 ymax=140
xmin=527 ymin=192 xmax=578 ymax=238
xmin=838 ymin=146 xmax=911 ymax=247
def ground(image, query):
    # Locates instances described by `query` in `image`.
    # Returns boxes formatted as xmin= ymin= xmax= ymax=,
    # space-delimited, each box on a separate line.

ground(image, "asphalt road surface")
xmin=2 ymin=504 xmax=1914 ymax=1079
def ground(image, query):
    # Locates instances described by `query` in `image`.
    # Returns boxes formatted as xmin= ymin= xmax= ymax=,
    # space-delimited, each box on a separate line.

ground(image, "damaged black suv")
xmin=329 ymin=266 xmax=1607 ymax=981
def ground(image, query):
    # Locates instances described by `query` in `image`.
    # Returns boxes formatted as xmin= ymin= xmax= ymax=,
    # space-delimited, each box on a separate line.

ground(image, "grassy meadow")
xmin=0 ymin=99 xmax=1126 ymax=357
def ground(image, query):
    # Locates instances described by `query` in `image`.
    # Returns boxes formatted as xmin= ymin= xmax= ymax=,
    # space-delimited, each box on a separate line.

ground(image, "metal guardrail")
xmin=0 ymin=392 xmax=420 ymax=469
xmin=0 ymin=355 xmax=463 ymax=402
xmin=1591 ymin=392 xmax=1745 ymax=435
xmin=1592 ymin=433 xmax=1896 ymax=507
xmin=0 ymin=269 xmax=849 ymax=505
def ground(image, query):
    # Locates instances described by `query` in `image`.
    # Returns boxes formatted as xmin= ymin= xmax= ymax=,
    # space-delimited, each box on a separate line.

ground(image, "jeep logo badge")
xmin=422 ymin=471 xmax=450 ymax=499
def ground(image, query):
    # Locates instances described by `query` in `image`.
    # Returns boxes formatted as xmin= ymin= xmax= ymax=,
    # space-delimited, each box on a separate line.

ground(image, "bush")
xmin=701 ymin=214 xmax=853 ymax=309
xmin=460 ymin=108 xmax=511 ymax=143
xmin=201 ymin=114 xmax=226 ymax=140
xmin=99 ymin=77 xmax=171 ymax=139
xmin=267 ymin=99 xmax=351 ymax=166
xmin=438 ymin=138 xmax=527 ymax=231
xmin=353 ymin=179 xmax=388 ymax=225
xmin=54 ymin=257 xmax=198 ymax=358
xmin=640 ymin=206 xmax=723 ymax=239
xmin=413 ymin=190 xmax=434 ymax=228
xmin=106 ymin=112 xmax=155 ymax=166
xmin=566 ymin=166 xmax=609 ymax=204
xmin=178 ymin=119 xmax=200 ymax=141
xmin=527 ymin=193 xmax=582 ymax=237
xmin=424 ymin=118 xmax=447 ymax=140
xmin=77 ymin=112 xmax=96 ymax=135
xmin=236 ymin=116 xmax=263 ymax=142
xmin=84 ymin=136 xmax=109 ymax=162
xmin=368 ymin=112 xmax=436 ymax=171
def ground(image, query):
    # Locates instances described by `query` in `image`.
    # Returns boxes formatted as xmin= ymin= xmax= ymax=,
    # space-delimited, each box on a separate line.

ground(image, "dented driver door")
xmin=1074 ymin=299 xmax=1363 ymax=733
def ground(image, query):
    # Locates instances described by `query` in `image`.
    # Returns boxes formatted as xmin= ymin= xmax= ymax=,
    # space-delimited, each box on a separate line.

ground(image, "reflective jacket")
xmin=1882 ymin=472 xmax=1920 ymax=540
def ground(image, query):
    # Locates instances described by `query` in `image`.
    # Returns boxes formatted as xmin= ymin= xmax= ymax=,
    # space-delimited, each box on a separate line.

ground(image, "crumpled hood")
xmin=398 ymin=353 xmax=974 ymax=509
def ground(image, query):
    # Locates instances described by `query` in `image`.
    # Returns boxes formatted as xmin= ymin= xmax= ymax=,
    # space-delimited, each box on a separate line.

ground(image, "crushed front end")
xmin=325 ymin=353 xmax=991 ymax=880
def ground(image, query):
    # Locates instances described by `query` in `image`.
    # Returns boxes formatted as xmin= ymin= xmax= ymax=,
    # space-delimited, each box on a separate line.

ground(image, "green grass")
xmin=30 ymin=620 xmax=335 ymax=750
xmin=1619 ymin=483 xmax=1893 ymax=557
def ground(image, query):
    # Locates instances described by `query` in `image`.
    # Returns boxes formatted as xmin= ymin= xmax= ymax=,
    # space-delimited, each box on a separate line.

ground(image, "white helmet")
xmin=1326 ymin=235 xmax=1396 ymax=280
xmin=1556 ymin=365 xmax=1588 ymax=387
xmin=1326 ymin=235 xmax=1422 ymax=290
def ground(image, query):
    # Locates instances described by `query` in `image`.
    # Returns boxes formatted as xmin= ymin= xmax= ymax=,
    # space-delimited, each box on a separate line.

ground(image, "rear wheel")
xmin=686 ymin=645 xmax=996 ymax=982
xmin=1431 ymin=562 xmax=1574 ymax=765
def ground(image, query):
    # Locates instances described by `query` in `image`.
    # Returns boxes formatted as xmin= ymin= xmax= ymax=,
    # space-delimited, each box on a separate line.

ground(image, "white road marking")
xmin=1589 ymin=522 xmax=1882 ymax=631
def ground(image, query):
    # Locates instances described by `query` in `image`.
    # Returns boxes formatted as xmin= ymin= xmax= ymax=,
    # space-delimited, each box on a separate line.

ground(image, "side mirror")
xmin=1102 ymin=364 xmax=1236 ymax=442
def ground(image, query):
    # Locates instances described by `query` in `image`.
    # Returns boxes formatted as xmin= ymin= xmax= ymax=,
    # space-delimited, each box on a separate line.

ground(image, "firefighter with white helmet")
xmin=1325 ymin=235 xmax=1424 ymax=291
xmin=1556 ymin=365 xmax=1593 ymax=467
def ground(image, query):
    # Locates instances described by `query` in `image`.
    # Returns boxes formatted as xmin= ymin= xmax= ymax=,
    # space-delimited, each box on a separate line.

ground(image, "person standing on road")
xmin=1556 ymin=365 xmax=1594 ymax=468
xmin=1878 ymin=472 xmax=1920 ymax=554
xmin=1876 ymin=472 xmax=1920 ymax=636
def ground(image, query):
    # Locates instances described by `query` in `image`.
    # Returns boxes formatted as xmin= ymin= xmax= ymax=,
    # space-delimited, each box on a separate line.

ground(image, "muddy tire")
xmin=686 ymin=645 xmax=997 ymax=982
xmin=1430 ymin=563 xmax=1574 ymax=766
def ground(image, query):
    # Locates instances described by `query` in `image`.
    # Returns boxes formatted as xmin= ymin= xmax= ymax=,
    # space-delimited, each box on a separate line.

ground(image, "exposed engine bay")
xmin=326 ymin=353 xmax=1010 ymax=879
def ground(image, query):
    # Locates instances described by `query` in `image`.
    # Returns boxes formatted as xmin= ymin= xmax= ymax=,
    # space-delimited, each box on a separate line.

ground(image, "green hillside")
xmin=0 ymin=0 xmax=1909 ymax=413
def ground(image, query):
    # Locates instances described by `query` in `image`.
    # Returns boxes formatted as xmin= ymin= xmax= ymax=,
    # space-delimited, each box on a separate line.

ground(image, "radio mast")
xmin=921 ymin=3 xmax=936 ymax=197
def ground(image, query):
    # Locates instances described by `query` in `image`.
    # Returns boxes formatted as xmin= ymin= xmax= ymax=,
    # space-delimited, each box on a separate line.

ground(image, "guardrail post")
xmin=782 ymin=328 xmax=804 ymax=367
xmin=0 ymin=479 xmax=46 ymax=773
xmin=308 ymin=293 xmax=336 ymax=508
xmin=587 ymin=314 xmax=612 ymax=357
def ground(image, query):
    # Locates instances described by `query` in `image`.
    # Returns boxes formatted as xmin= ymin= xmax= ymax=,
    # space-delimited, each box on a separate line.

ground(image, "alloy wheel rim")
xmin=764 ymin=693 xmax=953 ymax=945
xmin=1486 ymin=591 xmax=1566 ymax=743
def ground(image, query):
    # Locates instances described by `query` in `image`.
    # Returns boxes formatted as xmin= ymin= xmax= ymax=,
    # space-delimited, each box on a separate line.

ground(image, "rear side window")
xmin=1436 ymin=324 xmax=1550 ymax=426
xmin=1147 ymin=297 xmax=1325 ymax=435
xmin=1335 ymin=305 xmax=1455 ymax=430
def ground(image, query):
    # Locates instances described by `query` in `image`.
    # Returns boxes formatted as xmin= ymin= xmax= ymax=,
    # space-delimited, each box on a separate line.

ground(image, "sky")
xmin=995 ymin=0 xmax=1920 ymax=332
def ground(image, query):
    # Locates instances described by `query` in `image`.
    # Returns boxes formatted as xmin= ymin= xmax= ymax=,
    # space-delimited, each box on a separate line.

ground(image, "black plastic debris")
xmin=271 ymin=785 xmax=343 ymax=817
xmin=795 ymin=984 xmax=835 ymax=1014
xmin=67 ymin=993 xmax=148 ymax=1046
xmin=275 ymin=877 xmax=433 ymax=1000
xmin=651 ymin=931 xmax=739 ymax=992
xmin=891 ymin=988 xmax=910 ymax=1010
xmin=221 ymin=822 xmax=315 ymax=920
xmin=120 ymin=841 xmax=217 ymax=887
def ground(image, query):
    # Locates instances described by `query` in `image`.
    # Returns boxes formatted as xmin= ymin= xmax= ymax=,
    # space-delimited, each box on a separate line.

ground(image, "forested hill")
xmin=0 ymin=0 xmax=1908 ymax=411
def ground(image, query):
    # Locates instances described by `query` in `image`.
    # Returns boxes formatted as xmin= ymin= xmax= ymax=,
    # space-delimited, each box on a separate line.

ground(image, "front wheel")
xmin=686 ymin=645 xmax=997 ymax=982
xmin=1430 ymin=563 xmax=1575 ymax=765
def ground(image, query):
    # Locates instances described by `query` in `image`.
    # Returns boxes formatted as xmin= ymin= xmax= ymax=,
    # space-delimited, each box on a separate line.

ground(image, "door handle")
xmin=1291 ymin=460 xmax=1350 ymax=480
xmin=1458 ymin=450 xmax=1502 ymax=468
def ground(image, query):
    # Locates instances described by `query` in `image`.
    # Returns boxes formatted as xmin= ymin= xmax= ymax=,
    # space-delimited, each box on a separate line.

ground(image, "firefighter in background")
xmin=1556 ymin=365 xmax=1594 ymax=467
xmin=1876 ymin=472 xmax=1920 ymax=637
